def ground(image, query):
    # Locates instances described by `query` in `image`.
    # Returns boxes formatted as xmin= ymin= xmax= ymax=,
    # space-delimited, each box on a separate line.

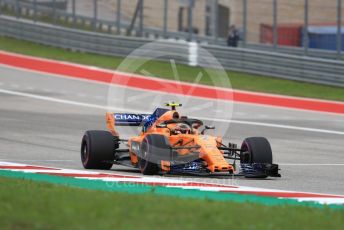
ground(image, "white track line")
xmin=207 ymin=118 xmax=344 ymax=135
xmin=1 ymin=88 xmax=344 ymax=135
xmin=0 ymin=159 xmax=74 ymax=162
xmin=279 ymin=163 xmax=344 ymax=166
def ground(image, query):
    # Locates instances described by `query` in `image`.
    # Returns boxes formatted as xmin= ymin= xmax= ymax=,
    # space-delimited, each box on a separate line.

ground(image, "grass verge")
xmin=0 ymin=176 xmax=343 ymax=230
xmin=0 ymin=36 xmax=344 ymax=102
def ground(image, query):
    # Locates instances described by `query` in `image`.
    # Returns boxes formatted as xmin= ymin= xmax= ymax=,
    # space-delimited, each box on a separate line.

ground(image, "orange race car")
xmin=81 ymin=103 xmax=280 ymax=178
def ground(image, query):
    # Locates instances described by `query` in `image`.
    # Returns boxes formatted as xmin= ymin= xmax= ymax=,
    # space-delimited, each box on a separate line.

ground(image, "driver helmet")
xmin=174 ymin=123 xmax=191 ymax=134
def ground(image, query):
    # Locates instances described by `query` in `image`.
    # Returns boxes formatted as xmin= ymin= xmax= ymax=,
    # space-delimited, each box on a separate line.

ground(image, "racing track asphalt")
xmin=0 ymin=64 xmax=343 ymax=195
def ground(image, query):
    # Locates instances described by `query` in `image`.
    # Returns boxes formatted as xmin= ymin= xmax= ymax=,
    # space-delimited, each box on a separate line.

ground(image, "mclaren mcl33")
xmin=81 ymin=103 xmax=280 ymax=178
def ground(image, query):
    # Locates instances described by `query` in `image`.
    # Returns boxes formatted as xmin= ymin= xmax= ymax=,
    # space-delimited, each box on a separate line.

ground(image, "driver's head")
xmin=174 ymin=123 xmax=191 ymax=134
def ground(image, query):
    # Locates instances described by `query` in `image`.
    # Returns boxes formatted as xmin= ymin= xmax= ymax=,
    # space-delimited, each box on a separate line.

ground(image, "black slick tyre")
xmin=240 ymin=137 xmax=273 ymax=164
xmin=240 ymin=137 xmax=273 ymax=178
xmin=81 ymin=130 xmax=115 ymax=170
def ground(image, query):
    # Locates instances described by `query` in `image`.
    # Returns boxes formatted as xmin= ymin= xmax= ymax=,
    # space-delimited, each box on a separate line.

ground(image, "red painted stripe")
xmin=0 ymin=165 xmax=59 ymax=170
xmin=1 ymin=51 xmax=344 ymax=114
xmin=0 ymin=52 xmax=113 ymax=83
xmin=220 ymin=190 xmax=344 ymax=198
xmin=38 ymin=172 xmax=139 ymax=179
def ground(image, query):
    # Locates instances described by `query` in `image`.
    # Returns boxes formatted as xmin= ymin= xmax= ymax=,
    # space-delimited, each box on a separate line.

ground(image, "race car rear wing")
xmin=106 ymin=112 xmax=150 ymax=136
xmin=106 ymin=108 xmax=170 ymax=136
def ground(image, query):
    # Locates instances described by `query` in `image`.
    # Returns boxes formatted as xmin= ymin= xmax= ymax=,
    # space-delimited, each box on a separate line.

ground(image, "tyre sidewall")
xmin=81 ymin=130 xmax=115 ymax=169
xmin=241 ymin=137 xmax=272 ymax=164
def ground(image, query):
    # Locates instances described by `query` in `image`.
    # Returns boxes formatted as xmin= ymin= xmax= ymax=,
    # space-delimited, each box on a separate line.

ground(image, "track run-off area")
xmin=0 ymin=51 xmax=343 ymax=207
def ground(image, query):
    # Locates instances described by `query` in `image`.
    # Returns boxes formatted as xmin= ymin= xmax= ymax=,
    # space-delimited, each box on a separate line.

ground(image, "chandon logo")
xmin=114 ymin=114 xmax=150 ymax=121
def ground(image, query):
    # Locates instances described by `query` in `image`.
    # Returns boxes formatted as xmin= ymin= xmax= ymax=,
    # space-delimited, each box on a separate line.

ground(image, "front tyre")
xmin=240 ymin=137 xmax=273 ymax=178
xmin=240 ymin=137 xmax=272 ymax=164
xmin=81 ymin=130 xmax=115 ymax=170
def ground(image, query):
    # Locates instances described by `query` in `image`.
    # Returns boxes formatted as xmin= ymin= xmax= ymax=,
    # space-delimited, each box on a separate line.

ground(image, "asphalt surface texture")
xmin=0 ymin=64 xmax=343 ymax=195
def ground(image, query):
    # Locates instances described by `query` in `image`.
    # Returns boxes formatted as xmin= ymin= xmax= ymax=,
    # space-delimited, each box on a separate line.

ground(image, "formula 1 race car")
xmin=81 ymin=103 xmax=280 ymax=178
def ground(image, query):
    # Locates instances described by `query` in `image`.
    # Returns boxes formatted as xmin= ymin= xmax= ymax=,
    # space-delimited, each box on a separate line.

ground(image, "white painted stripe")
xmin=1 ymin=88 xmax=343 ymax=135
xmin=0 ymin=88 xmax=135 ymax=112
xmin=0 ymin=161 xmax=24 ymax=166
xmin=0 ymin=159 xmax=74 ymax=162
xmin=196 ymin=116 xmax=344 ymax=135
xmin=279 ymin=163 xmax=344 ymax=166
xmin=294 ymin=198 xmax=344 ymax=205
xmin=2 ymin=169 xmax=61 ymax=173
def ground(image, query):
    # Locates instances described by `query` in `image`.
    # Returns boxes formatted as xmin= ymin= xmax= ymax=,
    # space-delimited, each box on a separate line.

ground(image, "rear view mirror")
xmin=156 ymin=123 xmax=167 ymax=128
xmin=201 ymin=125 xmax=215 ymax=134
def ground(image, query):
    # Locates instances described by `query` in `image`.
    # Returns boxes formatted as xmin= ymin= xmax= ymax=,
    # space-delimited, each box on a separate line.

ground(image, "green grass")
xmin=1 ymin=36 xmax=344 ymax=101
xmin=0 ymin=176 xmax=343 ymax=230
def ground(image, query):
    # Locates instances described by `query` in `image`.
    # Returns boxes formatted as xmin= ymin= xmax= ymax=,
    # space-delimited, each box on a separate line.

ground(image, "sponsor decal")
xmin=114 ymin=114 xmax=150 ymax=121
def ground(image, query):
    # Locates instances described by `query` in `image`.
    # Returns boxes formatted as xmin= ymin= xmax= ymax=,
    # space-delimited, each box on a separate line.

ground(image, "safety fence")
xmin=1 ymin=0 xmax=343 ymax=61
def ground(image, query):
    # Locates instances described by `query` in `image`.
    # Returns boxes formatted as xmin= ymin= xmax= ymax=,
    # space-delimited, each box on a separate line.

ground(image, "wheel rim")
xmin=240 ymin=141 xmax=251 ymax=163
xmin=81 ymin=141 xmax=89 ymax=165
xmin=139 ymin=141 xmax=149 ymax=171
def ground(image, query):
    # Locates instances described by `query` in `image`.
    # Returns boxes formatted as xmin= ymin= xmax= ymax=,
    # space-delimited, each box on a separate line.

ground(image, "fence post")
xmin=163 ymin=0 xmax=168 ymax=38
xmin=303 ymin=0 xmax=309 ymax=55
xmin=188 ymin=0 xmax=193 ymax=41
xmin=242 ymin=0 xmax=247 ymax=47
xmin=139 ymin=0 xmax=143 ymax=36
xmin=72 ymin=0 xmax=76 ymax=27
xmin=116 ymin=0 xmax=121 ymax=34
xmin=337 ymin=0 xmax=342 ymax=59
xmin=0 ymin=0 xmax=2 ymax=16
xmin=52 ymin=0 xmax=57 ymax=24
xmin=213 ymin=0 xmax=218 ymax=43
xmin=93 ymin=0 xmax=98 ymax=31
xmin=15 ymin=0 xmax=19 ymax=19
xmin=273 ymin=0 xmax=278 ymax=50
xmin=33 ymin=0 xmax=37 ymax=22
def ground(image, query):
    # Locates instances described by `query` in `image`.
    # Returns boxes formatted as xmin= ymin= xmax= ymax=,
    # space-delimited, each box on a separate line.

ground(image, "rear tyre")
xmin=138 ymin=134 xmax=170 ymax=175
xmin=81 ymin=130 xmax=115 ymax=170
